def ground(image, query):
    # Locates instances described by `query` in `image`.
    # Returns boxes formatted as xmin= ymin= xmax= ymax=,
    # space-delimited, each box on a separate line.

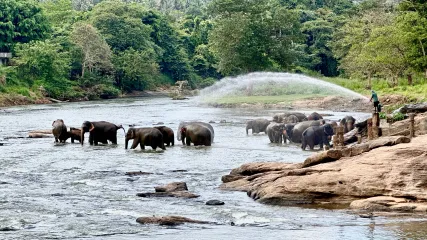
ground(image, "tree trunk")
xmin=367 ymin=72 xmax=372 ymax=89
xmin=82 ymin=61 xmax=86 ymax=77
xmin=407 ymin=74 xmax=413 ymax=85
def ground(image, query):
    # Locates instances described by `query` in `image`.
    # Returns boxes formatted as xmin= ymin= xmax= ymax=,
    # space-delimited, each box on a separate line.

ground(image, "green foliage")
xmin=209 ymin=0 xmax=303 ymax=75
xmin=14 ymin=40 xmax=73 ymax=99
xmin=114 ymin=48 xmax=159 ymax=91
xmin=0 ymin=0 xmax=51 ymax=52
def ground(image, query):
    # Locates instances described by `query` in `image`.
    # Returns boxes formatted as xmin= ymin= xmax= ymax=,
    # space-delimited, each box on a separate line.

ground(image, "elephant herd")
xmin=51 ymin=119 xmax=215 ymax=150
xmin=246 ymin=112 xmax=357 ymax=150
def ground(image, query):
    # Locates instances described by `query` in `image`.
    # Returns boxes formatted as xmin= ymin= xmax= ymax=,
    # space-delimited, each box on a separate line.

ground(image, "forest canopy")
xmin=0 ymin=0 xmax=426 ymax=101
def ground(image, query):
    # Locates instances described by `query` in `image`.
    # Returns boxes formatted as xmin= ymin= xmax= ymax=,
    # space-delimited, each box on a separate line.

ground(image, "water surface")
xmin=0 ymin=97 xmax=426 ymax=240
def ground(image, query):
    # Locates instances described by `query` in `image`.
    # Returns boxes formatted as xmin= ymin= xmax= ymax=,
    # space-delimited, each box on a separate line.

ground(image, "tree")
xmin=14 ymin=40 xmax=72 ymax=98
xmin=209 ymin=0 xmax=303 ymax=75
xmin=114 ymin=48 xmax=159 ymax=91
xmin=0 ymin=0 xmax=50 ymax=52
xmin=90 ymin=1 xmax=156 ymax=52
xmin=71 ymin=23 xmax=113 ymax=77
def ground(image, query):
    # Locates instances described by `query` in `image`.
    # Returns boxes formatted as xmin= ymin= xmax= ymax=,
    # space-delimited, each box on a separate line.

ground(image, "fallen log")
xmin=302 ymin=150 xmax=342 ymax=168
xmin=28 ymin=133 xmax=53 ymax=138
xmin=29 ymin=130 xmax=52 ymax=134
xmin=394 ymin=102 xmax=427 ymax=114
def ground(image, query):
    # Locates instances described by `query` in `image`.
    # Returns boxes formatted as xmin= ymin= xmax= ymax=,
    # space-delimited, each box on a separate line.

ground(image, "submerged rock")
xmin=206 ymin=200 xmax=225 ymax=206
xmin=137 ymin=191 xmax=199 ymax=199
xmin=137 ymin=181 xmax=199 ymax=199
xmin=221 ymin=134 xmax=427 ymax=211
xmin=136 ymin=216 xmax=209 ymax=226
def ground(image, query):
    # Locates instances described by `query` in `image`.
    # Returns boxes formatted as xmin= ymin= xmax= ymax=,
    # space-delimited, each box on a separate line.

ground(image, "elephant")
xmin=180 ymin=124 xmax=212 ymax=146
xmin=339 ymin=116 xmax=356 ymax=133
xmin=284 ymin=120 xmax=322 ymax=143
xmin=273 ymin=112 xmax=307 ymax=123
xmin=307 ymin=112 xmax=323 ymax=121
xmin=81 ymin=121 xmax=125 ymax=145
xmin=246 ymin=118 xmax=270 ymax=135
xmin=177 ymin=121 xmax=214 ymax=142
xmin=52 ymin=119 xmax=68 ymax=143
xmin=125 ymin=127 xmax=166 ymax=150
xmin=301 ymin=123 xmax=335 ymax=150
xmin=154 ymin=126 xmax=174 ymax=146
xmin=284 ymin=115 xmax=299 ymax=124
xmin=266 ymin=122 xmax=286 ymax=143
xmin=68 ymin=127 xmax=82 ymax=143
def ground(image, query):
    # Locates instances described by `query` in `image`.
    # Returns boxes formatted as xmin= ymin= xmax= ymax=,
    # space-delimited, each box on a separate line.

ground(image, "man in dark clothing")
xmin=370 ymin=90 xmax=380 ymax=112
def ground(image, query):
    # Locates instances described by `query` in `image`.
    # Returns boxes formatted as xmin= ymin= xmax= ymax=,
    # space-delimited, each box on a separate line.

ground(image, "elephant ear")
xmin=89 ymin=123 xmax=95 ymax=132
xmin=324 ymin=124 xmax=334 ymax=136
xmin=52 ymin=121 xmax=55 ymax=126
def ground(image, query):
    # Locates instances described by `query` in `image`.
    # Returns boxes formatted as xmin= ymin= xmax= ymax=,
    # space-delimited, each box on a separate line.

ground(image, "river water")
xmin=1 ymin=97 xmax=427 ymax=240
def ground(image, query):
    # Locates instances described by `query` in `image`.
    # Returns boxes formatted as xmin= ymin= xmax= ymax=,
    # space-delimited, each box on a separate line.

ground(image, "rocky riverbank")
xmin=221 ymin=134 xmax=427 ymax=213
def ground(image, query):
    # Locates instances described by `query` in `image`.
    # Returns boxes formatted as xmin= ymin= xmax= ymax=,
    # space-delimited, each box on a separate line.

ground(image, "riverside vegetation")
xmin=1 ymin=0 xmax=427 ymax=106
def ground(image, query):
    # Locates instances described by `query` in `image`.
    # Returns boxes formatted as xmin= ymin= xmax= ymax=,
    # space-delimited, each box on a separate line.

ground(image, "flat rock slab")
xmin=136 ymin=216 xmax=209 ymax=226
xmin=155 ymin=182 xmax=188 ymax=192
xmin=137 ymin=191 xmax=199 ymax=199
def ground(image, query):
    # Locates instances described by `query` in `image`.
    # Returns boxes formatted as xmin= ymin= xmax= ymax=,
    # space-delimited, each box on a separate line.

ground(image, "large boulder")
xmin=221 ymin=134 xmax=427 ymax=210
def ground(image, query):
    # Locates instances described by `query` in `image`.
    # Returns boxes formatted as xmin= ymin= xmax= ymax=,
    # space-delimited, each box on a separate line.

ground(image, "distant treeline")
xmin=0 ymin=0 xmax=425 ymax=100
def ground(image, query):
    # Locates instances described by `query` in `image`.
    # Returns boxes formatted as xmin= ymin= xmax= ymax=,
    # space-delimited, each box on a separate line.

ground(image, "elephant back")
xmin=178 ymin=121 xmax=214 ymax=142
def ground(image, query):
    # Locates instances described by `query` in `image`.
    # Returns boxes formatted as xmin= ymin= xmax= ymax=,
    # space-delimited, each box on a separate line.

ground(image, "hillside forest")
xmin=0 ymin=0 xmax=426 ymax=101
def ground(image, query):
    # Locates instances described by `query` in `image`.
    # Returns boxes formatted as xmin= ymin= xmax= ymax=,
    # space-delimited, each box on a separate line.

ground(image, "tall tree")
xmin=71 ymin=23 xmax=112 ymax=77
xmin=0 ymin=0 xmax=50 ymax=52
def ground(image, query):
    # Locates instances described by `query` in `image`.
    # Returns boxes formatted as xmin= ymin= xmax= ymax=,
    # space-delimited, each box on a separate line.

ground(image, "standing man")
xmin=370 ymin=90 xmax=380 ymax=112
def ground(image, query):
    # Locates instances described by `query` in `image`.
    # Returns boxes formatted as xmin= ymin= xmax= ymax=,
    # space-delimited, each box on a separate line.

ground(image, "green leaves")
xmin=0 ymin=0 xmax=50 ymax=52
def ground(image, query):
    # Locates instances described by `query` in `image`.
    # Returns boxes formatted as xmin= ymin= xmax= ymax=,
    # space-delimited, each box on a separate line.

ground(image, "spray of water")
xmin=195 ymin=72 xmax=368 ymax=102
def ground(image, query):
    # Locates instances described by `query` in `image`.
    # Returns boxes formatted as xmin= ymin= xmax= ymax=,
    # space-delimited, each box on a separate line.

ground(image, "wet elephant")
xmin=180 ymin=124 xmax=212 ymax=146
xmin=273 ymin=112 xmax=307 ymax=123
xmin=284 ymin=120 xmax=322 ymax=143
xmin=81 ymin=121 xmax=125 ymax=145
xmin=52 ymin=119 xmax=68 ymax=143
xmin=301 ymin=123 xmax=335 ymax=150
xmin=284 ymin=115 xmax=299 ymax=124
xmin=68 ymin=127 xmax=82 ymax=143
xmin=177 ymin=121 xmax=214 ymax=142
xmin=154 ymin=126 xmax=174 ymax=146
xmin=125 ymin=127 xmax=165 ymax=150
xmin=246 ymin=118 xmax=270 ymax=135
xmin=340 ymin=116 xmax=356 ymax=133
xmin=307 ymin=112 xmax=323 ymax=121
xmin=266 ymin=122 xmax=286 ymax=143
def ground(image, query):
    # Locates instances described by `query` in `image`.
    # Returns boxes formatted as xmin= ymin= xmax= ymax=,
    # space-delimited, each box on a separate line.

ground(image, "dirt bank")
xmin=221 ymin=134 xmax=427 ymax=213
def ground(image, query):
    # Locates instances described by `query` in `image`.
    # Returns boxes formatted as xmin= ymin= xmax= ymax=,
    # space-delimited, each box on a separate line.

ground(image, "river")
xmin=1 ymin=97 xmax=427 ymax=240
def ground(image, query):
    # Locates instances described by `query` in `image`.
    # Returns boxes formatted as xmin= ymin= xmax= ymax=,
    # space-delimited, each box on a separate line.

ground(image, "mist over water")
xmin=196 ymin=72 xmax=368 ymax=101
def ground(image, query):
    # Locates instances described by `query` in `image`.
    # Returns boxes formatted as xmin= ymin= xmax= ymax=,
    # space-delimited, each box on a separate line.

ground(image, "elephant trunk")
xmin=246 ymin=126 xmax=249 ymax=135
xmin=80 ymin=128 xmax=85 ymax=145
xmin=125 ymin=137 xmax=129 ymax=149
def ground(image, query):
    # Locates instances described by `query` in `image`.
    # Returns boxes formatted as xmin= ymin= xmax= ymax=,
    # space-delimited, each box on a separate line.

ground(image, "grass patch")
xmin=211 ymin=94 xmax=327 ymax=104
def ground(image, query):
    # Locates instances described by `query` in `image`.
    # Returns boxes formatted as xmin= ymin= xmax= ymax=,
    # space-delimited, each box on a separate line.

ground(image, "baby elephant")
xmin=68 ymin=127 xmax=82 ymax=143
xmin=52 ymin=119 xmax=68 ymax=143
xmin=154 ymin=126 xmax=174 ymax=146
xmin=180 ymin=124 xmax=212 ymax=146
xmin=125 ymin=127 xmax=166 ymax=150
xmin=301 ymin=123 xmax=334 ymax=150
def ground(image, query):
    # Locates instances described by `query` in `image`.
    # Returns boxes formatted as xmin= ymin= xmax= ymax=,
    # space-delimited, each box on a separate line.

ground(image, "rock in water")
xmin=155 ymin=182 xmax=188 ymax=192
xmin=220 ymin=134 xmax=427 ymax=211
xmin=206 ymin=200 xmax=225 ymax=206
xmin=136 ymin=216 xmax=209 ymax=226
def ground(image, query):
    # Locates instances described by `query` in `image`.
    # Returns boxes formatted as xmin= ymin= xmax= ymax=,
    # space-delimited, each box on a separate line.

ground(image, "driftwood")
xmin=394 ymin=102 xmax=427 ymax=114
xmin=302 ymin=150 xmax=342 ymax=168
xmin=302 ymin=136 xmax=411 ymax=168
